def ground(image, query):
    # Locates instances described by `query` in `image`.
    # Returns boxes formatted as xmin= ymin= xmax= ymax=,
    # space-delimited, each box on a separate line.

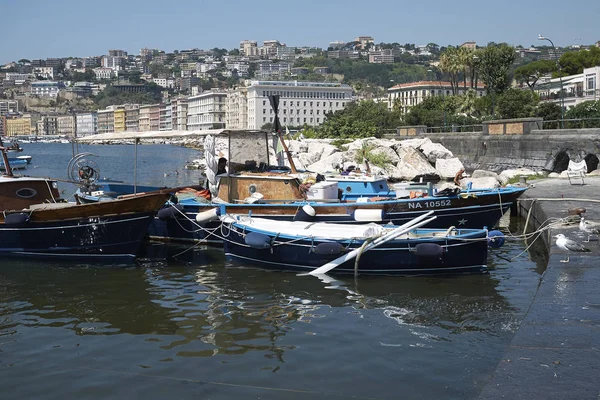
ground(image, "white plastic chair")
xmin=566 ymin=160 xmax=586 ymax=185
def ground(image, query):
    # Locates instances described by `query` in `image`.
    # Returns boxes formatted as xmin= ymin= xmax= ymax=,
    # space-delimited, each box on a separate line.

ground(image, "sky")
xmin=1 ymin=0 xmax=599 ymax=64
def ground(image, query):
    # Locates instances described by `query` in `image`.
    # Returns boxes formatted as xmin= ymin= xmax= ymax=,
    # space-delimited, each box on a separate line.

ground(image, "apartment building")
xmin=159 ymin=103 xmax=172 ymax=131
xmin=56 ymin=115 xmax=76 ymax=137
xmin=171 ymin=98 xmax=188 ymax=131
xmin=225 ymin=87 xmax=249 ymax=130
xmin=4 ymin=114 xmax=32 ymax=136
xmin=0 ymin=100 xmax=18 ymax=136
xmin=387 ymin=81 xmax=486 ymax=113
xmin=114 ymin=108 xmax=126 ymax=132
xmin=535 ymin=66 xmax=600 ymax=109
xmin=125 ymin=106 xmax=139 ymax=131
xmin=33 ymin=67 xmax=55 ymax=79
xmin=244 ymin=80 xmax=354 ymax=129
xmin=97 ymin=109 xmax=115 ymax=134
xmin=187 ymin=91 xmax=227 ymax=130
xmin=30 ymin=81 xmax=65 ymax=97
xmin=368 ymin=49 xmax=395 ymax=64
xmin=93 ymin=67 xmax=116 ymax=80
xmin=37 ymin=115 xmax=59 ymax=135
xmin=76 ymin=113 xmax=98 ymax=137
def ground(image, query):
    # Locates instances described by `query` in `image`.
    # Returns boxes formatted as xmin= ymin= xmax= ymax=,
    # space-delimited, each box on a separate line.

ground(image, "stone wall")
xmin=415 ymin=128 xmax=600 ymax=173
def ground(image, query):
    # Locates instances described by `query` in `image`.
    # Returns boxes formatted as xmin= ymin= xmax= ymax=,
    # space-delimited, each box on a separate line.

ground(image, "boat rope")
xmin=354 ymin=237 xmax=375 ymax=276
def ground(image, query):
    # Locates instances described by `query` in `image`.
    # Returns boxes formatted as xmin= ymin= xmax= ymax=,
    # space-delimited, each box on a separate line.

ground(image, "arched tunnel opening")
xmin=584 ymin=154 xmax=599 ymax=173
xmin=552 ymin=151 xmax=570 ymax=173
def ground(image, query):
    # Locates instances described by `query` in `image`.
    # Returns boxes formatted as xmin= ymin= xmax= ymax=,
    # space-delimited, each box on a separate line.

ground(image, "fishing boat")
xmin=0 ymin=158 xmax=28 ymax=171
xmin=6 ymin=141 xmax=23 ymax=152
xmin=75 ymin=129 xmax=527 ymax=244
xmin=75 ymin=178 xmax=165 ymax=203
xmin=0 ymin=146 xmax=174 ymax=262
xmin=219 ymin=210 xmax=499 ymax=275
xmin=15 ymin=155 xmax=32 ymax=164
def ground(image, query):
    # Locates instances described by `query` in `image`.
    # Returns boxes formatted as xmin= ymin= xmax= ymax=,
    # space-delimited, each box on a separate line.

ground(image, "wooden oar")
xmin=307 ymin=211 xmax=436 ymax=276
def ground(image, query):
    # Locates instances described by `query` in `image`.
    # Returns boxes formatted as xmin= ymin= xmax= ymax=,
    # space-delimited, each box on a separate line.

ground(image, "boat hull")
xmin=149 ymin=187 xmax=526 ymax=243
xmin=0 ymin=192 xmax=170 ymax=262
xmin=221 ymin=224 xmax=489 ymax=276
xmin=0 ymin=212 xmax=156 ymax=262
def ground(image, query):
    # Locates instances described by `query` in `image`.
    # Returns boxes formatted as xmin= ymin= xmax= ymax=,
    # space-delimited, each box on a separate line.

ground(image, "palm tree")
xmin=439 ymin=47 xmax=461 ymax=95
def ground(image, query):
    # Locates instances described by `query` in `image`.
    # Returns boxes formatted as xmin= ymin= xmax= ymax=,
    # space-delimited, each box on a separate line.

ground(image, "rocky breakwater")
xmin=272 ymin=137 xmax=549 ymax=190
xmin=280 ymin=137 xmax=463 ymax=182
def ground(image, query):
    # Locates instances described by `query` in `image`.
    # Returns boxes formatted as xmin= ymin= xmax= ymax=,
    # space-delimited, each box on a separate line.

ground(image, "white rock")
xmin=548 ymin=172 xmax=561 ymax=178
xmin=498 ymin=168 xmax=538 ymax=185
xmin=435 ymin=158 xmax=465 ymax=180
xmin=471 ymin=170 xmax=499 ymax=180
xmin=421 ymin=142 xmax=454 ymax=163
xmin=461 ymin=177 xmax=500 ymax=189
xmin=586 ymin=169 xmax=600 ymax=176
xmin=396 ymin=138 xmax=432 ymax=150
xmin=389 ymin=146 xmax=439 ymax=181
xmin=306 ymin=153 xmax=348 ymax=174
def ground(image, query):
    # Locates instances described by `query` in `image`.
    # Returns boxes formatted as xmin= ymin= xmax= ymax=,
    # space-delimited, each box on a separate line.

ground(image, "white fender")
xmin=196 ymin=208 xmax=219 ymax=223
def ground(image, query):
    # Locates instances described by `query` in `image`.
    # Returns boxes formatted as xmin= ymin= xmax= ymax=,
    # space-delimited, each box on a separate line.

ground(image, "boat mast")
xmin=268 ymin=95 xmax=297 ymax=173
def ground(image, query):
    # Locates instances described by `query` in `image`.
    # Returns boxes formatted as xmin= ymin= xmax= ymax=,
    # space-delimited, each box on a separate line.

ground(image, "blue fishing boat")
xmin=0 ymin=158 xmax=27 ymax=170
xmin=219 ymin=210 xmax=498 ymax=276
xmin=75 ymin=129 xmax=527 ymax=244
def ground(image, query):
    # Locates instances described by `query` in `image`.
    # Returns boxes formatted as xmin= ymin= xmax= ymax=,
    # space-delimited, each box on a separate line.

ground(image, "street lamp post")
xmin=538 ymin=34 xmax=565 ymax=128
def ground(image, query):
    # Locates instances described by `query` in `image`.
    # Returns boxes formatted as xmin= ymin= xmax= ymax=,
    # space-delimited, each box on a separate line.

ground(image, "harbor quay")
xmin=479 ymin=177 xmax=600 ymax=399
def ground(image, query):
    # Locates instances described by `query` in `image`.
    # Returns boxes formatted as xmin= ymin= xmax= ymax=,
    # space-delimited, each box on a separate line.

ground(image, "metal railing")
xmin=425 ymin=124 xmax=483 ymax=134
xmin=541 ymin=117 xmax=600 ymax=129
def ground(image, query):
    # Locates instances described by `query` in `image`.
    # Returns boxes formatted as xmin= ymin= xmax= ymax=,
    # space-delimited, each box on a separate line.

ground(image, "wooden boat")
xmin=6 ymin=141 xmax=23 ymax=152
xmin=0 ymin=192 xmax=171 ymax=262
xmin=219 ymin=213 xmax=494 ymax=275
xmin=74 ymin=129 xmax=527 ymax=244
xmin=0 ymin=146 xmax=173 ymax=262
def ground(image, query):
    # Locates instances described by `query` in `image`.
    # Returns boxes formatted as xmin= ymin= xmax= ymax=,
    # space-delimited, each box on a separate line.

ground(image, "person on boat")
xmin=454 ymin=168 xmax=465 ymax=186
xmin=217 ymin=157 xmax=228 ymax=174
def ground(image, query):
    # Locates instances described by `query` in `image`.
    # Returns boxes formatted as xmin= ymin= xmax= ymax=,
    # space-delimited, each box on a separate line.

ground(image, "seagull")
xmin=554 ymin=233 xmax=590 ymax=263
xmin=579 ymin=217 xmax=600 ymax=242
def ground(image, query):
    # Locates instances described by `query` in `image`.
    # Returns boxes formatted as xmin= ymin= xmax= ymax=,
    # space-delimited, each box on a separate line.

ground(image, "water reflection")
xmin=0 ymin=232 xmax=539 ymax=367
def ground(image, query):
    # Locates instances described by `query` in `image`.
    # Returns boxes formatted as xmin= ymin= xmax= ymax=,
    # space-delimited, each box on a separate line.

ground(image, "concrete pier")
xmin=479 ymin=177 xmax=600 ymax=399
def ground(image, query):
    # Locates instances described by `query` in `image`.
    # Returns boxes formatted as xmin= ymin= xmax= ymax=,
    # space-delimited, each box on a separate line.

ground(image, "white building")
xmin=243 ymin=80 xmax=354 ymax=129
xmin=76 ymin=113 xmax=98 ymax=137
xmin=187 ymin=90 xmax=227 ymax=130
xmin=256 ymin=62 xmax=291 ymax=80
xmin=535 ymin=66 xmax=600 ymax=110
xmin=4 ymin=73 xmax=30 ymax=84
xmin=159 ymin=103 xmax=172 ymax=131
xmin=33 ymin=67 xmax=55 ymax=79
xmin=93 ymin=67 xmax=116 ymax=80
xmin=101 ymin=56 xmax=125 ymax=71
xmin=387 ymin=81 xmax=486 ymax=113
xmin=56 ymin=115 xmax=76 ymax=137
xmin=153 ymin=77 xmax=175 ymax=88
xmin=30 ymin=81 xmax=65 ymax=97
xmin=226 ymin=87 xmax=249 ymax=130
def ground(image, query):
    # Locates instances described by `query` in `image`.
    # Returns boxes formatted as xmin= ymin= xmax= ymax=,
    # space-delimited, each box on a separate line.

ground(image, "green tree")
xmin=564 ymin=100 xmax=600 ymax=128
xmin=514 ymin=60 xmax=556 ymax=91
xmin=535 ymin=102 xmax=562 ymax=128
xmin=439 ymin=46 xmax=462 ymax=94
xmin=317 ymin=100 xmax=400 ymax=138
xmin=495 ymin=88 xmax=538 ymax=119
xmin=478 ymin=43 xmax=517 ymax=94
xmin=559 ymin=47 xmax=600 ymax=75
